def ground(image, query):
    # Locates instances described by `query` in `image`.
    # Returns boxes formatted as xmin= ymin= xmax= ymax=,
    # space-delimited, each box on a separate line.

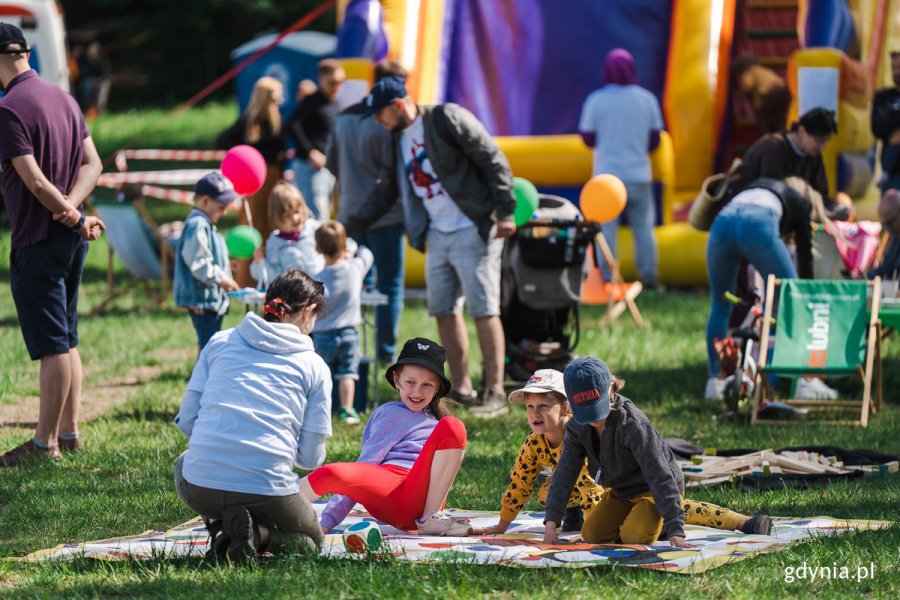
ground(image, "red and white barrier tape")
xmin=114 ymin=149 xmax=227 ymax=172
xmin=98 ymin=169 xmax=211 ymax=187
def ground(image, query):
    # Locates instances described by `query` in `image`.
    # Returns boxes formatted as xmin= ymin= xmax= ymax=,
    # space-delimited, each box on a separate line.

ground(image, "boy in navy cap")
xmin=174 ymin=172 xmax=241 ymax=352
xmin=543 ymin=357 xmax=694 ymax=548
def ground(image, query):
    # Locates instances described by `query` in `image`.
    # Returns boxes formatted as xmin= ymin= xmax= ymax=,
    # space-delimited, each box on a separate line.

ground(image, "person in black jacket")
xmin=543 ymin=357 xmax=694 ymax=548
xmin=705 ymin=177 xmax=817 ymax=396
xmin=871 ymin=51 xmax=900 ymax=193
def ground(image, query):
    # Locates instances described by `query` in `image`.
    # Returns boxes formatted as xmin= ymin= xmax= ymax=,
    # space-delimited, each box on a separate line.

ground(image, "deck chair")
xmin=93 ymin=199 xmax=177 ymax=312
xmin=751 ymin=276 xmax=882 ymax=427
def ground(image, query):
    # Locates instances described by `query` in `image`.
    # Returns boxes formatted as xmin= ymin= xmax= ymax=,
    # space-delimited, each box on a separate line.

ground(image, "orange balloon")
xmin=579 ymin=174 xmax=627 ymax=223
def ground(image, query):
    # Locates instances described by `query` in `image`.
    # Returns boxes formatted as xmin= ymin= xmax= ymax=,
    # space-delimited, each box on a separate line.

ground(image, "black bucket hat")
xmin=384 ymin=337 xmax=452 ymax=399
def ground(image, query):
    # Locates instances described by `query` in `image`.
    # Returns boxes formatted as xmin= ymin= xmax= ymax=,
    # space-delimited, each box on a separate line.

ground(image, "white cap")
xmin=508 ymin=369 xmax=566 ymax=404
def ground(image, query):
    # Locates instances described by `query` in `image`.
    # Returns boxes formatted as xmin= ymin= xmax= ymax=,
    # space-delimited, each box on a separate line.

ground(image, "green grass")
xmin=0 ymin=104 xmax=898 ymax=598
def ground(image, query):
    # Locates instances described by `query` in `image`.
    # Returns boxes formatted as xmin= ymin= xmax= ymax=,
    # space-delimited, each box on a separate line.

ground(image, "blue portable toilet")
xmin=231 ymin=31 xmax=337 ymax=120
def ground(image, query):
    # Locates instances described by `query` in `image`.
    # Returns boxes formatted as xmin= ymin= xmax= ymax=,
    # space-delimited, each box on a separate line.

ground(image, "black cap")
xmin=384 ymin=337 xmax=452 ymax=398
xmin=798 ymin=107 xmax=837 ymax=136
xmin=0 ymin=23 xmax=28 ymax=54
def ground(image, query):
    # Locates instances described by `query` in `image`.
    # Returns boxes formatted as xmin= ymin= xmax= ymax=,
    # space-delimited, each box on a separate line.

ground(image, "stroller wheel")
xmin=722 ymin=379 xmax=740 ymax=414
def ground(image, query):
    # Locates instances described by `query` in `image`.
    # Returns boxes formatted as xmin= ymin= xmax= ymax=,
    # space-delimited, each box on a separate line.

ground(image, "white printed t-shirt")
xmin=400 ymin=115 xmax=474 ymax=233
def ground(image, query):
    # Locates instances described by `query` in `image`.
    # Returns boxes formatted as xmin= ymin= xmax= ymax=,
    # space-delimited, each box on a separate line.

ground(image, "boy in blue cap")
xmin=543 ymin=357 xmax=694 ymax=548
xmin=174 ymin=172 xmax=241 ymax=352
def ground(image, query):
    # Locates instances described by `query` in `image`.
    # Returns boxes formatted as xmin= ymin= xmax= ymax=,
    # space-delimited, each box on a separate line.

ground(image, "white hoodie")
xmin=175 ymin=312 xmax=333 ymax=496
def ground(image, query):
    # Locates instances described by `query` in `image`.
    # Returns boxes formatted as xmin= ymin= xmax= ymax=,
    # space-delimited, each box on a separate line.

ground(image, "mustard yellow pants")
xmin=582 ymin=492 xmax=749 ymax=544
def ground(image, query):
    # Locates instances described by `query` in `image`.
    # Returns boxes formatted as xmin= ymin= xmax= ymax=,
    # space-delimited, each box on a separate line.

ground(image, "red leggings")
xmin=308 ymin=416 xmax=467 ymax=530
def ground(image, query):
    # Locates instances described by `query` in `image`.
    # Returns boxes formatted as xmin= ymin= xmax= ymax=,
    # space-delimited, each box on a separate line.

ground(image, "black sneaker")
xmin=561 ymin=506 xmax=584 ymax=532
xmin=740 ymin=514 xmax=773 ymax=535
xmin=204 ymin=519 xmax=230 ymax=561
xmin=222 ymin=505 xmax=258 ymax=564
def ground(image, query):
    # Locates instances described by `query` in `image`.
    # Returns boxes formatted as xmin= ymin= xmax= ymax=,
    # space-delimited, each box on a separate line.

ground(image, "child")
xmin=298 ymin=337 xmax=472 ymax=537
xmin=251 ymin=181 xmax=324 ymax=284
xmin=544 ymin=358 xmax=709 ymax=547
xmin=311 ymin=221 xmax=374 ymax=425
xmin=475 ymin=369 xmax=772 ymax=538
xmin=174 ymin=172 xmax=241 ymax=352
xmin=174 ymin=268 xmax=332 ymax=564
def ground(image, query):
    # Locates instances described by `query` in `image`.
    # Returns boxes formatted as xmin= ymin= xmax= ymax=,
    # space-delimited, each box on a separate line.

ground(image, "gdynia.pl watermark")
xmin=784 ymin=561 xmax=876 ymax=583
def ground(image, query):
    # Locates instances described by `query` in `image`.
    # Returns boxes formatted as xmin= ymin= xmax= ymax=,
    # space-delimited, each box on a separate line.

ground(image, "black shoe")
xmin=222 ymin=505 xmax=258 ymax=564
xmin=561 ymin=506 xmax=584 ymax=533
xmin=740 ymin=514 xmax=773 ymax=535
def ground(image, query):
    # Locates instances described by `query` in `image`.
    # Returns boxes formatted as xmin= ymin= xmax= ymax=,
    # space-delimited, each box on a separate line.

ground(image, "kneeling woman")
xmin=174 ymin=269 xmax=332 ymax=563
xmin=544 ymin=357 xmax=694 ymax=548
xmin=299 ymin=338 xmax=472 ymax=537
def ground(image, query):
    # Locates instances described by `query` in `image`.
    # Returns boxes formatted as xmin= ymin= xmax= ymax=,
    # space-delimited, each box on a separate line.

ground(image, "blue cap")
xmin=361 ymin=76 xmax=407 ymax=118
xmin=563 ymin=357 xmax=612 ymax=425
xmin=195 ymin=172 xmax=239 ymax=205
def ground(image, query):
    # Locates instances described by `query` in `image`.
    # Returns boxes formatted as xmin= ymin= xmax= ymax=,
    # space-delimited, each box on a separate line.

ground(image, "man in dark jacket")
xmin=345 ymin=77 xmax=516 ymax=417
xmin=872 ymin=51 xmax=900 ymax=192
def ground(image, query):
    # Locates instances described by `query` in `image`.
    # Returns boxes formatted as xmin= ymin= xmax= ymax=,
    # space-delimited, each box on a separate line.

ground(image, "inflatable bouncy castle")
xmin=334 ymin=0 xmax=900 ymax=285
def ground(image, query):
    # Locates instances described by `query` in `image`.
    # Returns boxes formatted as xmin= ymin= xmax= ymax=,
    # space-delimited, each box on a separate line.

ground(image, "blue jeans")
xmin=600 ymin=181 xmax=657 ymax=284
xmin=312 ymin=326 xmax=361 ymax=379
xmin=290 ymin=159 xmax=335 ymax=221
xmin=352 ymin=223 xmax=405 ymax=362
xmin=705 ymin=202 xmax=797 ymax=377
xmin=189 ymin=311 xmax=224 ymax=351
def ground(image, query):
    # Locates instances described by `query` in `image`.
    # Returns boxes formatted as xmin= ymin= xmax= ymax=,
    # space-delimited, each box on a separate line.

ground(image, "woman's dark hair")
xmin=263 ymin=268 xmax=325 ymax=322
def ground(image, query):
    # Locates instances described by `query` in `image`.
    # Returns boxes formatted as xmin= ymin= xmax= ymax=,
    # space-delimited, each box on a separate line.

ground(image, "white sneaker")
xmin=704 ymin=377 xmax=725 ymax=401
xmin=416 ymin=511 xmax=473 ymax=536
xmin=795 ymin=377 xmax=838 ymax=400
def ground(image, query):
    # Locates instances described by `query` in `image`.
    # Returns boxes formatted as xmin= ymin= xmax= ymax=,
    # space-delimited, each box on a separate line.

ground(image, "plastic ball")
xmin=580 ymin=174 xmax=627 ymax=223
xmin=221 ymin=145 xmax=267 ymax=195
xmin=225 ymin=225 xmax=263 ymax=259
xmin=512 ymin=177 xmax=540 ymax=227
xmin=342 ymin=521 xmax=383 ymax=553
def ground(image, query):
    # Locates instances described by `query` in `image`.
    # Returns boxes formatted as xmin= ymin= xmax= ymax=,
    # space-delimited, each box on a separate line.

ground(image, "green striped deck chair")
xmin=751 ymin=276 xmax=883 ymax=427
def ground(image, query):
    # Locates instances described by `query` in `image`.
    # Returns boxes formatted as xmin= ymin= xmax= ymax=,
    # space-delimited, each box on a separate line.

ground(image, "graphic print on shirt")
xmin=404 ymin=139 xmax=445 ymax=200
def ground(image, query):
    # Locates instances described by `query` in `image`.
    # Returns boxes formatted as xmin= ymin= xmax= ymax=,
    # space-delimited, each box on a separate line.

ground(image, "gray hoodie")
xmin=175 ymin=311 xmax=333 ymax=496
xmin=544 ymin=395 xmax=686 ymax=539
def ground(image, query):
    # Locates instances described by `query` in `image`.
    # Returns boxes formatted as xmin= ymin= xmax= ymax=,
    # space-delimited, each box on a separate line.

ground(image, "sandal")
xmin=446 ymin=389 xmax=478 ymax=404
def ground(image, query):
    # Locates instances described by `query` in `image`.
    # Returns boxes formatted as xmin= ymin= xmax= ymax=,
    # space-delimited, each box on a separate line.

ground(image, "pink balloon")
xmin=221 ymin=145 xmax=267 ymax=195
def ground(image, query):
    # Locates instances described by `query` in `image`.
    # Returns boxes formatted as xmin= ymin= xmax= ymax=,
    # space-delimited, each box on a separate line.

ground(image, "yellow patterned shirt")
xmin=500 ymin=431 xmax=603 ymax=523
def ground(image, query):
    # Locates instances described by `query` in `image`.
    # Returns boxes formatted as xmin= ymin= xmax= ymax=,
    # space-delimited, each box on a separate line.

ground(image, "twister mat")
xmin=14 ymin=504 xmax=890 ymax=574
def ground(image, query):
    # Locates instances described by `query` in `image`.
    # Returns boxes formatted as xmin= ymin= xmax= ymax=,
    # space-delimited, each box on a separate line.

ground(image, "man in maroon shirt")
xmin=0 ymin=23 xmax=105 ymax=467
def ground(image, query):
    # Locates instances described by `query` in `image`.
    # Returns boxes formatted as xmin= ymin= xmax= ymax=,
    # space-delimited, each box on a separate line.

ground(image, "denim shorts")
xmin=10 ymin=230 xmax=88 ymax=360
xmin=312 ymin=326 xmax=360 ymax=380
xmin=425 ymin=225 xmax=503 ymax=318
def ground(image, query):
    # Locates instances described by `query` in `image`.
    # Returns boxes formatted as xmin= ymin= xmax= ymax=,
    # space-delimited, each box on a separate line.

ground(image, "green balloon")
xmin=226 ymin=225 xmax=263 ymax=259
xmin=512 ymin=177 xmax=540 ymax=227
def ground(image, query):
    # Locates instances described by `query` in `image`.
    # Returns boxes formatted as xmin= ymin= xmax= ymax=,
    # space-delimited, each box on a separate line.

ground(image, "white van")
xmin=1 ymin=0 xmax=68 ymax=90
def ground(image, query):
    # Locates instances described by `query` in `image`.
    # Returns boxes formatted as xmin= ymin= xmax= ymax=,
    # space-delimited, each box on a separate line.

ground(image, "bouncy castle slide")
xmin=334 ymin=0 xmax=900 ymax=286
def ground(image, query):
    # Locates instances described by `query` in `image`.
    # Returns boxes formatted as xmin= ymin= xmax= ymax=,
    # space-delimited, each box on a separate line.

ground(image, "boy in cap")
xmin=174 ymin=172 xmax=241 ymax=352
xmin=544 ymin=357 xmax=693 ymax=548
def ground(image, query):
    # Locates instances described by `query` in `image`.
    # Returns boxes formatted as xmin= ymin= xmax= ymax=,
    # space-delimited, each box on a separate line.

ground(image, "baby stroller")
xmin=501 ymin=195 xmax=601 ymax=382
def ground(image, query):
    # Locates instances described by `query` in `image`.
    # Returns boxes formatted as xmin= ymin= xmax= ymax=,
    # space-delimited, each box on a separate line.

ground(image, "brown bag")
xmin=688 ymin=159 xmax=742 ymax=232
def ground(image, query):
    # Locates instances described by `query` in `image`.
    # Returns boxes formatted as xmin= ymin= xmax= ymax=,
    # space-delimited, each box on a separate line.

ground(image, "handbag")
xmin=687 ymin=159 xmax=742 ymax=231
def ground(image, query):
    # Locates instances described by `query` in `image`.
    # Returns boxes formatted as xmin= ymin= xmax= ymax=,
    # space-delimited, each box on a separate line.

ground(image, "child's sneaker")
xmin=795 ymin=377 xmax=838 ymax=400
xmin=704 ymin=377 xmax=725 ymax=401
xmin=561 ymin=506 xmax=584 ymax=532
xmin=416 ymin=511 xmax=473 ymax=536
xmin=740 ymin=514 xmax=773 ymax=535
xmin=339 ymin=407 xmax=361 ymax=425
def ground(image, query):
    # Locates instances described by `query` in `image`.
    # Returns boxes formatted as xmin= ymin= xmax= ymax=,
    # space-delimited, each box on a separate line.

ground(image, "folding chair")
xmin=93 ymin=199 xmax=177 ymax=312
xmin=751 ymin=276 xmax=882 ymax=427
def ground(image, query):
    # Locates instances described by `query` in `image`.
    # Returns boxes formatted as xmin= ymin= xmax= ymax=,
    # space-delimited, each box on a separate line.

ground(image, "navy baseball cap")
xmin=362 ymin=76 xmax=408 ymax=118
xmin=0 ymin=23 xmax=28 ymax=54
xmin=195 ymin=172 xmax=239 ymax=205
xmin=563 ymin=357 xmax=612 ymax=425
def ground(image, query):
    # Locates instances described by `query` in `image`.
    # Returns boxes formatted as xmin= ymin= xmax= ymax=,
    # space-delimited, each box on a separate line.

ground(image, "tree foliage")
xmin=61 ymin=0 xmax=336 ymax=107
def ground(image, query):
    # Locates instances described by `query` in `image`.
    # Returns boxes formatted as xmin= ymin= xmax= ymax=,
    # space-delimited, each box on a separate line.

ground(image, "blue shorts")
xmin=10 ymin=231 xmax=88 ymax=360
xmin=312 ymin=326 xmax=360 ymax=380
xmin=189 ymin=311 xmax=224 ymax=351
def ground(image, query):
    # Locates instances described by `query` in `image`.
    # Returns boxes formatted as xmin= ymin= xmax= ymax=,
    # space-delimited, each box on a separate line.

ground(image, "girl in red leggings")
xmin=299 ymin=337 xmax=472 ymax=536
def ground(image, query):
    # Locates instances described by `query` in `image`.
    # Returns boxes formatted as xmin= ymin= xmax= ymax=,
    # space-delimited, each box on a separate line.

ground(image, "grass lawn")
xmin=0 ymin=104 xmax=898 ymax=598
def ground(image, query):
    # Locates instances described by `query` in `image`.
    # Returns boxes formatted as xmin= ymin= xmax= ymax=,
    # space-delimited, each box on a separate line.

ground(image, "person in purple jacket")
xmin=299 ymin=337 xmax=473 ymax=536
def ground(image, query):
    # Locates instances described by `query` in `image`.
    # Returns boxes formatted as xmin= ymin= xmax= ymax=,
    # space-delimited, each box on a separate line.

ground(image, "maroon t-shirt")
xmin=0 ymin=70 xmax=88 ymax=248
